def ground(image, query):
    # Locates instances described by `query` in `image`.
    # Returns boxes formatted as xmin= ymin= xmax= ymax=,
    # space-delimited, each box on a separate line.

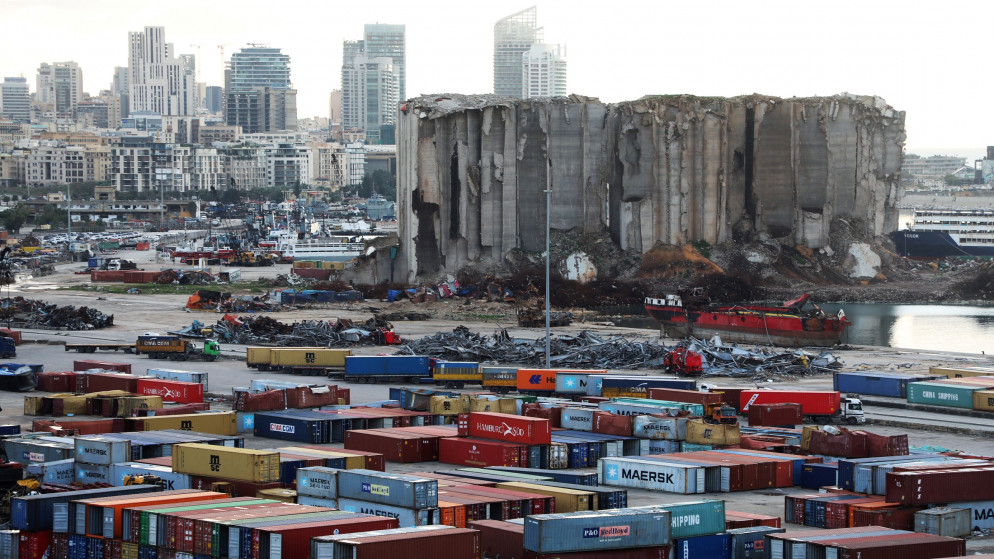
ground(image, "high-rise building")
xmin=363 ymin=24 xmax=406 ymax=101
xmin=224 ymin=45 xmax=296 ymax=132
xmin=36 ymin=62 xmax=84 ymax=117
xmin=522 ymin=44 xmax=567 ymax=98
xmin=205 ymin=86 xmax=223 ymax=113
xmin=341 ymin=25 xmax=404 ymax=145
xmin=493 ymin=6 xmax=542 ymax=97
xmin=127 ymin=26 xmax=195 ymax=116
xmin=1 ymin=77 xmax=31 ymax=122
xmin=111 ymin=66 xmax=130 ymax=118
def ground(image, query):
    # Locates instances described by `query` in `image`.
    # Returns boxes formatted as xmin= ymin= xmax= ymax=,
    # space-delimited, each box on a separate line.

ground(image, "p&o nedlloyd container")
xmin=523 ymin=508 xmax=672 ymax=553
xmin=336 ymin=469 xmax=438 ymax=509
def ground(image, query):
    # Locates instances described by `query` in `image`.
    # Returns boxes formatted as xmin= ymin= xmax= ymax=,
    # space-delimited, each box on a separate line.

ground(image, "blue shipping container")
xmin=253 ymin=411 xmax=326 ymax=443
xmin=345 ymin=355 xmax=430 ymax=377
xmin=800 ymin=462 xmax=839 ymax=490
xmin=524 ymin=508 xmax=672 ymax=553
xmin=674 ymin=533 xmax=732 ymax=559
xmin=11 ymin=485 xmax=160 ymax=531
xmin=833 ymin=371 xmax=940 ymax=398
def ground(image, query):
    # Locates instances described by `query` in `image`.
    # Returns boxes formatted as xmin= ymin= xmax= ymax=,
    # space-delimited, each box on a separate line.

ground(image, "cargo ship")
xmin=890 ymin=208 xmax=994 ymax=258
xmin=644 ymin=290 xmax=849 ymax=347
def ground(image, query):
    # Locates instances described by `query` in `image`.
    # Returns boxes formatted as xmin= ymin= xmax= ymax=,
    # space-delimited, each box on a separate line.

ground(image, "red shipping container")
xmin=824 ymin=497 xmax=882 ymax=529
xmin=257 ymin=516 xmax=399 ymax=559
xmin=103 ymin=538 xmax=121 ymax=559
xmin=31 ymin=418 xmax=124 ymax=435
xmin=344 ymin=429 xmax=441 ymax=463
xmin=522 ymin=405 xmax=562 ymax=428
xmin=137 ymin=378 xmax=204 ymax=404
xmin=886 ymin=466 xmax=994 ymax=504
xmin=338 ymin=387 xmax=350 ymax=404
xmin=0 ymin=328 xmax=22 ymax=344
xmin=829 ymin=532 xmax=965 ymax=559
xmin=328 ymin=528 xmax=480 ymax=558
xmin=440 ymin=437 xmax=522 ymax=467
xmin=647 ymin=388 xmax=726 ymax=405
xmin=592 ymin=411 xmax=633 ymax=437
xmin=707 ymin=387 xmax=745 ymax=411
xmin=724 ymin=510 xmax=781 ymax=529
xmin=748 ymin=403 xmax=803 ymax=427
xmin=851 ymin=508 xmax=917 ymax=530
xmin=36 ymin=371 xmax=77 ymax=393
xmin=449 ymin=485 xmax=554 ymax=515
xmin=74 ymin=360 xmax=132 ymax=374
xmin=18 ymin=530 xmax=52 ymax=559
xmin=285 ymin=384 xmax=339 ymax=408
xmin=234 ymin=389 xmax=287 ymax=412
xmin=809 ymin=429 xmax=868 ymax=458
xmin=188 ymin=474 xmax=282 ymax=497
xmin=468 ymin=412 xmax=552 ymax=445
xmin=82 ymin=372 xmax=139 ymax=393
xmin=471 ymin=519 xmax=524 ymax=559
xmin=865 ymin=432 xmax=909 ymax=457
xmin=525 ymin=548 xmax=670 ymax=559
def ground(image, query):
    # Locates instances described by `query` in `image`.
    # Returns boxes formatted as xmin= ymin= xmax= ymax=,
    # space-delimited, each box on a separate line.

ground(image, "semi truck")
xmin=739 ymin=389 xmax=865 ymax=424
xmin=64 ymin=342 xmax=136 ymax=354
xmin=135 ymin=335 xmax=220 ymax=361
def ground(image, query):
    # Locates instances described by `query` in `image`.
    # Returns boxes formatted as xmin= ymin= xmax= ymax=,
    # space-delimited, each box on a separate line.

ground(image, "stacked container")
xmin=336 ymin=469 xmax=441 ymax=527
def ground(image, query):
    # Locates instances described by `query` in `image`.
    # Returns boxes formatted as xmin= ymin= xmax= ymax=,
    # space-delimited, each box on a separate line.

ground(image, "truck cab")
xmin=839 ymin=396 xmax=866 ymax=424
xmin=202 ymin=340 xmax=221 ymax=361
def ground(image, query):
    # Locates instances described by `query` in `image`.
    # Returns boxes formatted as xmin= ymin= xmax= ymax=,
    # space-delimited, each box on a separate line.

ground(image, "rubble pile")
xmin=0 ymin=296 xmax=114 ymax=330
xmin=396 ymin=326 xmax=840 ymax=379
xmin=211 ymin=315 xmax=396 ymax=347
xmin=155 ymin=269 xmax=218 ymax=285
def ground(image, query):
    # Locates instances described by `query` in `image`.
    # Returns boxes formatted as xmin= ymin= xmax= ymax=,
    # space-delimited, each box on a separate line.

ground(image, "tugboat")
xmin=644 ymin=289 xmax=849 ymax=347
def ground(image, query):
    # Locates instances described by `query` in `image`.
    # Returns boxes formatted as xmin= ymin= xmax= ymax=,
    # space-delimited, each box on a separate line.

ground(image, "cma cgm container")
xmin=524 ymin=508 xmax=672 ymax=553
xmin=598 ymin=376 xmax=696 ymax=398
xmin=172 ymin=443 xmax=280 ymax=483
xmin=907 ymin=381 xmax=989 ymax=409
xmin=337 ymin=469 xmax=438 ymax=509
xmin=468 ymin=412 xmax=552 ymax=445
xmin=598 ymin=457 xmax=705 ymax=494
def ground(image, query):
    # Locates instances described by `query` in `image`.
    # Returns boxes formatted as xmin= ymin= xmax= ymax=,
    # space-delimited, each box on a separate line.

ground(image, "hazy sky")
xmin=2 ymin=0 xmax=990 ymax=159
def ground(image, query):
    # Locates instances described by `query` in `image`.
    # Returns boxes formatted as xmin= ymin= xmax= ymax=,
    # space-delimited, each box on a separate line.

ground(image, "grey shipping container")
xmin=915 ymin=507 xmax=973 ymax=537
xmin=560 ymin=408 xmax=595 ymax=431
xmin=297 ymin=495 xmax=338 ymax=508
xmin=947 ymin=500 xmax=994 ymax=531
xmin=727 ymin=526 xmax=784 ymax=559
xmin=599 ymin=457 xmax=705 ymax=494
xmin=523 ymin=508 xmax=672 ymax=553
xmin=74 ymin=462 xmax=111 ymax=484
xmin=74 ymin=436 xmax=132 ymax=465
xmin=295 ymin=466 xmax=340 ymax=499
xmin=26 ymin=459 xmax=75 ymax=485
xmin=632 ymin=415 xmax=688 ymax=440
xmin=108 ymin=463 xmax=192 ymax=491
xmin=147 ymin=368 xmax=209 ymax=390
xmin=336 ymin=497 xmax=440 ymax=527
xmin=644 ymin=440 xmax=680 ymax=455
xmin=337 ymin=469 xmax=438 ymax=509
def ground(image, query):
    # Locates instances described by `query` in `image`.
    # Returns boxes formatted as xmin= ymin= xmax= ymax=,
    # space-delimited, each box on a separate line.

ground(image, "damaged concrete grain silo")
xmin=395 ymin=93 xmax=905 ymax=282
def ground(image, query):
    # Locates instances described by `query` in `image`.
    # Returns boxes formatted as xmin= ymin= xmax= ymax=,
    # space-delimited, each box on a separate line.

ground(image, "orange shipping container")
xmin=516 ymin=369 xmax=557 ymax=391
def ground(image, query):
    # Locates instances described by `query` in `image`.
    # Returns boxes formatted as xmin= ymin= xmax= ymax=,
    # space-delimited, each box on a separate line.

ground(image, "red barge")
xmin=644 ymin=290 xmax=849 ymax=347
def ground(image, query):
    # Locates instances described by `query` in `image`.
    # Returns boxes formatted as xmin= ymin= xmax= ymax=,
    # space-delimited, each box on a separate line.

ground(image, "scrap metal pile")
xmin=155 ymin=269 xmax=218 ymax=285
xmin=396 ymin=326 xmax=842 ymax=378
xmin=0 ymin=297 xmax=114 ymax=330
xmin=211 ymin=315 xmax=396 ymax=347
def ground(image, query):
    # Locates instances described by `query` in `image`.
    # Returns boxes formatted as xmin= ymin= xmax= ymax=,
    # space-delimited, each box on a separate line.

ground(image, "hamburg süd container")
xmin=171 ymin=443 xmax=280 ymax=483
xmin=467 ymin=412 xmax=552 ymax=445
xmin=336 ymin=469 xmax=438 ymax=509
xmin=136 ymin=378 xmax=204 ymax=404
xmin=523 ymin=508 xmax=671 ymax=553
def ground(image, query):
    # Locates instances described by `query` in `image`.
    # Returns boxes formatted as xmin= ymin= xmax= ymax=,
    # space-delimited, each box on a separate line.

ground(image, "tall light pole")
xmin=66 ymin=184 xmax=71 ymax=259
xmin=544 ymin=158 xmax=552 ymax=368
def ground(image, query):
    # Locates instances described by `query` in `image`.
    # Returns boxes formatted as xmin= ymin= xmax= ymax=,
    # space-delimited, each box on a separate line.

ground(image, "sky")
xmin=2 ymin=0 xmax=991 ymax=160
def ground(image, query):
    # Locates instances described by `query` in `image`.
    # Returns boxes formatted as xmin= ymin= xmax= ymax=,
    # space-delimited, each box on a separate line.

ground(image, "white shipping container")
xmin=560 ymin=408 xmax=595 ymax=431
xmin=632 ymin=416 xmax=688 ymax=440
xmin=75 ymin=462 xmax=111 ymax=484
xmin=74 ymin=437 xmax=131 ymax=466
xmin=598 ymin=457 xmax=705 ymax=494
xmin=947 ymin=500 xmax=994 ymax=531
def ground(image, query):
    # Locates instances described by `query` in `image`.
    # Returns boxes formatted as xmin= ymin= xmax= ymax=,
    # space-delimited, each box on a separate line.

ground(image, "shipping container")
xmin=74 ymin=360 xmax=132 ymax=374
xmin=295 ymin=466 xmax=339 ymax=499
xmin=907 ymin=381 xmax=989 ymax=409
xmin=74 ymin=436 xmax=132 ymax=465
xmin=337 ymin=469 xmax=438 ymax=509
xmin=314 ymin=526 xmax=477 ymax=559
xmin=560 ymin=407 xmax=596 ymax=431
xmin=727 ymin=526 xmax=784 ymax=559
xmin=439 ymin=437 xmax=522 ymax=468
xmin=748 ymin=403 xmax=803 ymax=427
xmin=172 ymin=443 xmax=280 ymax=482
xmin=336 ymin=497 xmax=441 ymax=527
xmin=470 ymin=519 xmax=525 ymax=559
xmin=344 ymin=429 xmax=441 ymax=462
xmin=631 ymin=415 xmax=688 ymax=440
xmin=673 ymin=533 xmax=731 ymax=559
xmin=887 ymin=467 xmax=994 ymax=504
xmin=495 ymin=481 xmax=593 ymax=513
xmin=598 ymin=457 xmax=705 ymax=494
xmin=914 ymin=507 xmax=972 ymax=538
xmin=628 ymin=499 xmax=727 ymax=539
xmin=126 ymin=411 xmax=237 ymax=435
xmin=11 ymin=484 xmax=160 ymax=532
xmin=801 ymin=462 xmax=839 ymax=489
xmin=108 ymin=463 xmax=191 ymax=491
xmin=833 ymin=371 xmax=940 ymax=398
xmin=146 ymin=368 xmax=209 ymax=390
xmin=136 ymin=378 xmax=204 ymax=404
xmin=929 ymin=365 xmax=994 ymax=378
xmin=258 ymin=515 xmax=399 ymax=559
xmin=739 ymin=390 xmax=841 ymax=414
xmin=974 ymin=389 xmax=994 ymax=412
xmin=25 ymin=458 xmax=75 ymax=485
xmin=344 ymin=355 xmax=431 ymax=381
xmin=598 ymin=376 xmax=696 ymax=397
xmin=486 ymin=466 xmax=599 ymax=486
xmin=468 ymin=412 xmax=552 ymax=445
xmin=523 ymin=508 xmax=671 ymax=553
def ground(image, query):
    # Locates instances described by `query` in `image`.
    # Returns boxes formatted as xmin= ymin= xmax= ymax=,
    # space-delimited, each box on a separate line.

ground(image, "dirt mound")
xmin=637 ymin=244 xmax=724 ymax=279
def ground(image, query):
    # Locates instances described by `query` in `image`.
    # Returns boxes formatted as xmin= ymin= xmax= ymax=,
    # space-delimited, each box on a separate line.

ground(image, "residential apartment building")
xmin=110 ymin=137 xmax=221 ymax=194
xmin=341 ymin=24 xmax=404 ymax=144
xmin=522 ymin=43 xmax=567 ymax=97
xmin=0 ymin=153 xmax=21 ymax=187
xmin=127 ymin=26 xmax=196 ymax=116
xmin=222 ymin=143 xmax=268 ymax=190
xmin=267 ymin=143 xmax=312 ymax=188
xmin=309 ymin=142 xmax=347 ymax=188
xmin=1 ymin=77 xmax=31 ymax=122
xmin=345 ymin=143 xmax=366 ymax=187
xmin=25 ymin=144 xmax=86 ymax=186
xmin=76 ymin=94 xmax=123 ymax=128
xmin=0 ymin=119 xmax=28 ymax=144
xmin=200 ymin=124 xmax=242 ymax=145
xmin=224 ymin=46 xmax=297 ymax=133
xmin=36 ymin=61 xmax=84 ymax=117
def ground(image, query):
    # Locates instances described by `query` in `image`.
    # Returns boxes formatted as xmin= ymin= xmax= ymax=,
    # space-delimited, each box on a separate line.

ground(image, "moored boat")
xmin=890 ymin=208 xmax=994 ymax=258
xmin=644 ymin=290 xmax=849 ymax=347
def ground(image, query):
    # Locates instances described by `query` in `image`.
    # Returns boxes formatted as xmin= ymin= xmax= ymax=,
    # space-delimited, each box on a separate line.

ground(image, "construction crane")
xmin=187 ymin=44 xmax=202 ymax=82
xmin=217 ymin=44 xmax=234 ymax=85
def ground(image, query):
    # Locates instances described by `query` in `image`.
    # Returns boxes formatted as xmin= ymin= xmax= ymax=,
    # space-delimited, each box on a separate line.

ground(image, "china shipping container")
xmin=906 ymin=381 xmax=988 ymax=409
xmin=172 ymin=443 xmax=281 ymax=483
xmin=628 ymin=499 xmax=727 ymax=539
xmin=337 ymin=469 xmax=439 ymax=509
xmin=523 ymin=508 xmax=671 ymax=553
xmin=136 ymin=378 xmax=204 ymax=404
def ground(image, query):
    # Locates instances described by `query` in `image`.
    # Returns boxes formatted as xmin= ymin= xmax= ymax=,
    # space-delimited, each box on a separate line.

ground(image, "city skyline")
xmin=1 ymin=0 xmax=991 ymax=158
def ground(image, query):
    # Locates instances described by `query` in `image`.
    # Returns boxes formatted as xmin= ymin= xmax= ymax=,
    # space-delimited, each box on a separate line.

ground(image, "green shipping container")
xmin=631 ymin=499 xmax=727 ymax=539
xmin=907 ymin=381 xmax=984 ymax=409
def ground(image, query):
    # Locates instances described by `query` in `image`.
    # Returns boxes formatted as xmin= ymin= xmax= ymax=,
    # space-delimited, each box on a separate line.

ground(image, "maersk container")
xmin=611 ymin=398 xmax=705 ymax=416
xmin=108 ymin=463 xmax=191 ymax=491
xmin=555 ymin=373 xmax=594 ymax=395
xmin=11 ymin=485 xmax=160 ymax=532
xmin=336 ymin=497 xmax=440 ymax=527
xmin=74 ymin=462 xmax=111 ymax=484
xmin=599 ymin=401 xmax=681 ymax=417
xmin=296 ymin=466 xmax=339 ymax=499
xmin=560 ymin=407 xmax=595 ymax=431
xmin=632 ymin=415 xmax=688 ymax=440
xmin=74 ymin=436 xmax=131 ymax=465
xmin=26 ymin=459 xmax=75 ymax=485
xmin=598 ymin=457 xmax=705 ymax=494
xmin=337 ymin=469 xmax=438 ymax=509
xmin=906 ymin=381 xmax=986 ymax=409
xmin=946 ymin=500 xmax=994 ymax=531
xmin=674 ymin=533 xmax=731 ymax=559
xmin=523 ymin=508 xmax=672 ymax=553
xmin=833 ymin=371 xmax=937 ymax=399
xmin=727 ymin=526 xmax=785 ymax=559
xmin=914 ymin=507 xmax=972 ymax=537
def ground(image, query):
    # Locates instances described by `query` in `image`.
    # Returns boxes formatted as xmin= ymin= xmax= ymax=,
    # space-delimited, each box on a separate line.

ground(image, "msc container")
xmin=906 ymin=381 xmax=987 ymax=408
xmin=136 ymin=378 xmax=204 ymax=404
xmin=726 ymin=526 xmax=784 ymax=559
xmin=295 ymin=466 xmax=339 ymax=499
xmin=337 ymin=469 xmax=438 ymax=509
xmin=632 ymin=415 xmax=688 ymax=440
xmin=523 ymin=508 xmax=671 ymax=553
xmin=126 ymin=411 xmax=237 ymax=435
xmin=108 ymin=463 xmax=191 ymax=491
xmin=336 ymin=497 xmax=441 ymax=527
xmin=468 ymin=412 xmax=552 ymax=445
xmin=146 ymin=368 xmax=209 ymax=390
xmin=11 ymin=485 xmax=160 ymax=531
xmin=598 ymin=457 xmax=705 ymax=494
xmin=25 ymin=459 xmax=75 ymax=485
xmin=560 ymin=407 xmax=595 ymax=431
xmin=172 ymin=443 xmax=280 ymax=482
xmin=673 ymin=533 xmax=731 ymax=559
xmin=914 ymin=507 xmax=972 ymax=537
xmin=74 ymin=436 xmax=132 ymax=465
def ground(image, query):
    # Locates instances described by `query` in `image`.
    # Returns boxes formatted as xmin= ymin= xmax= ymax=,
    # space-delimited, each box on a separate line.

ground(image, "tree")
xmin=371 ymin=170 xmax=397 ymax=200
xmin=220 ymin=188 xmax=241 ymax=204
xmin=0 ymin=205 xmax=28 ymax=233
xmin=944 ymin=174 xmax=964 ymax=187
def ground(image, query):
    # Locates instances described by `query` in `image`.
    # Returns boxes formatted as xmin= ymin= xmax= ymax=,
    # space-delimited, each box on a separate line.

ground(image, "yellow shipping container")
xmin=173 ymin=443 xmax=281 ymax=482
xmin=685 ymin=419 xmax=741 ymax=446
xmin=600 ymin=387 xmax=648 ymax=399
xmin=494 ymin=481 xmax=594 ymax=512
xmin=469 ymin=398 xmax=505 ymax=413
xmin=127 ymin=411 xmax=237 ymax=436
xmin=24 ymin=395 xmax=46 ymax=416
xmin=114 ymin=396 xmax=164 ymax=417
xmin=929 ymin=365 xmax=994 ymax=378
xmin=974 ymin=389 xmax=994 ymax=412
xmin=430 ymin=396 xmax=465 ymax=415
xmin=497 ymin=398 xmax=517 ymax=415
xmin=246 ymin=347 xmax=274 ymax=368
xmin=801 ymin=425 xmax=820 ymax=451
xmin=257 ymin=488 xmax=297 ymax=503
xmin=270 ymin=348 xmax=352 ymax=368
